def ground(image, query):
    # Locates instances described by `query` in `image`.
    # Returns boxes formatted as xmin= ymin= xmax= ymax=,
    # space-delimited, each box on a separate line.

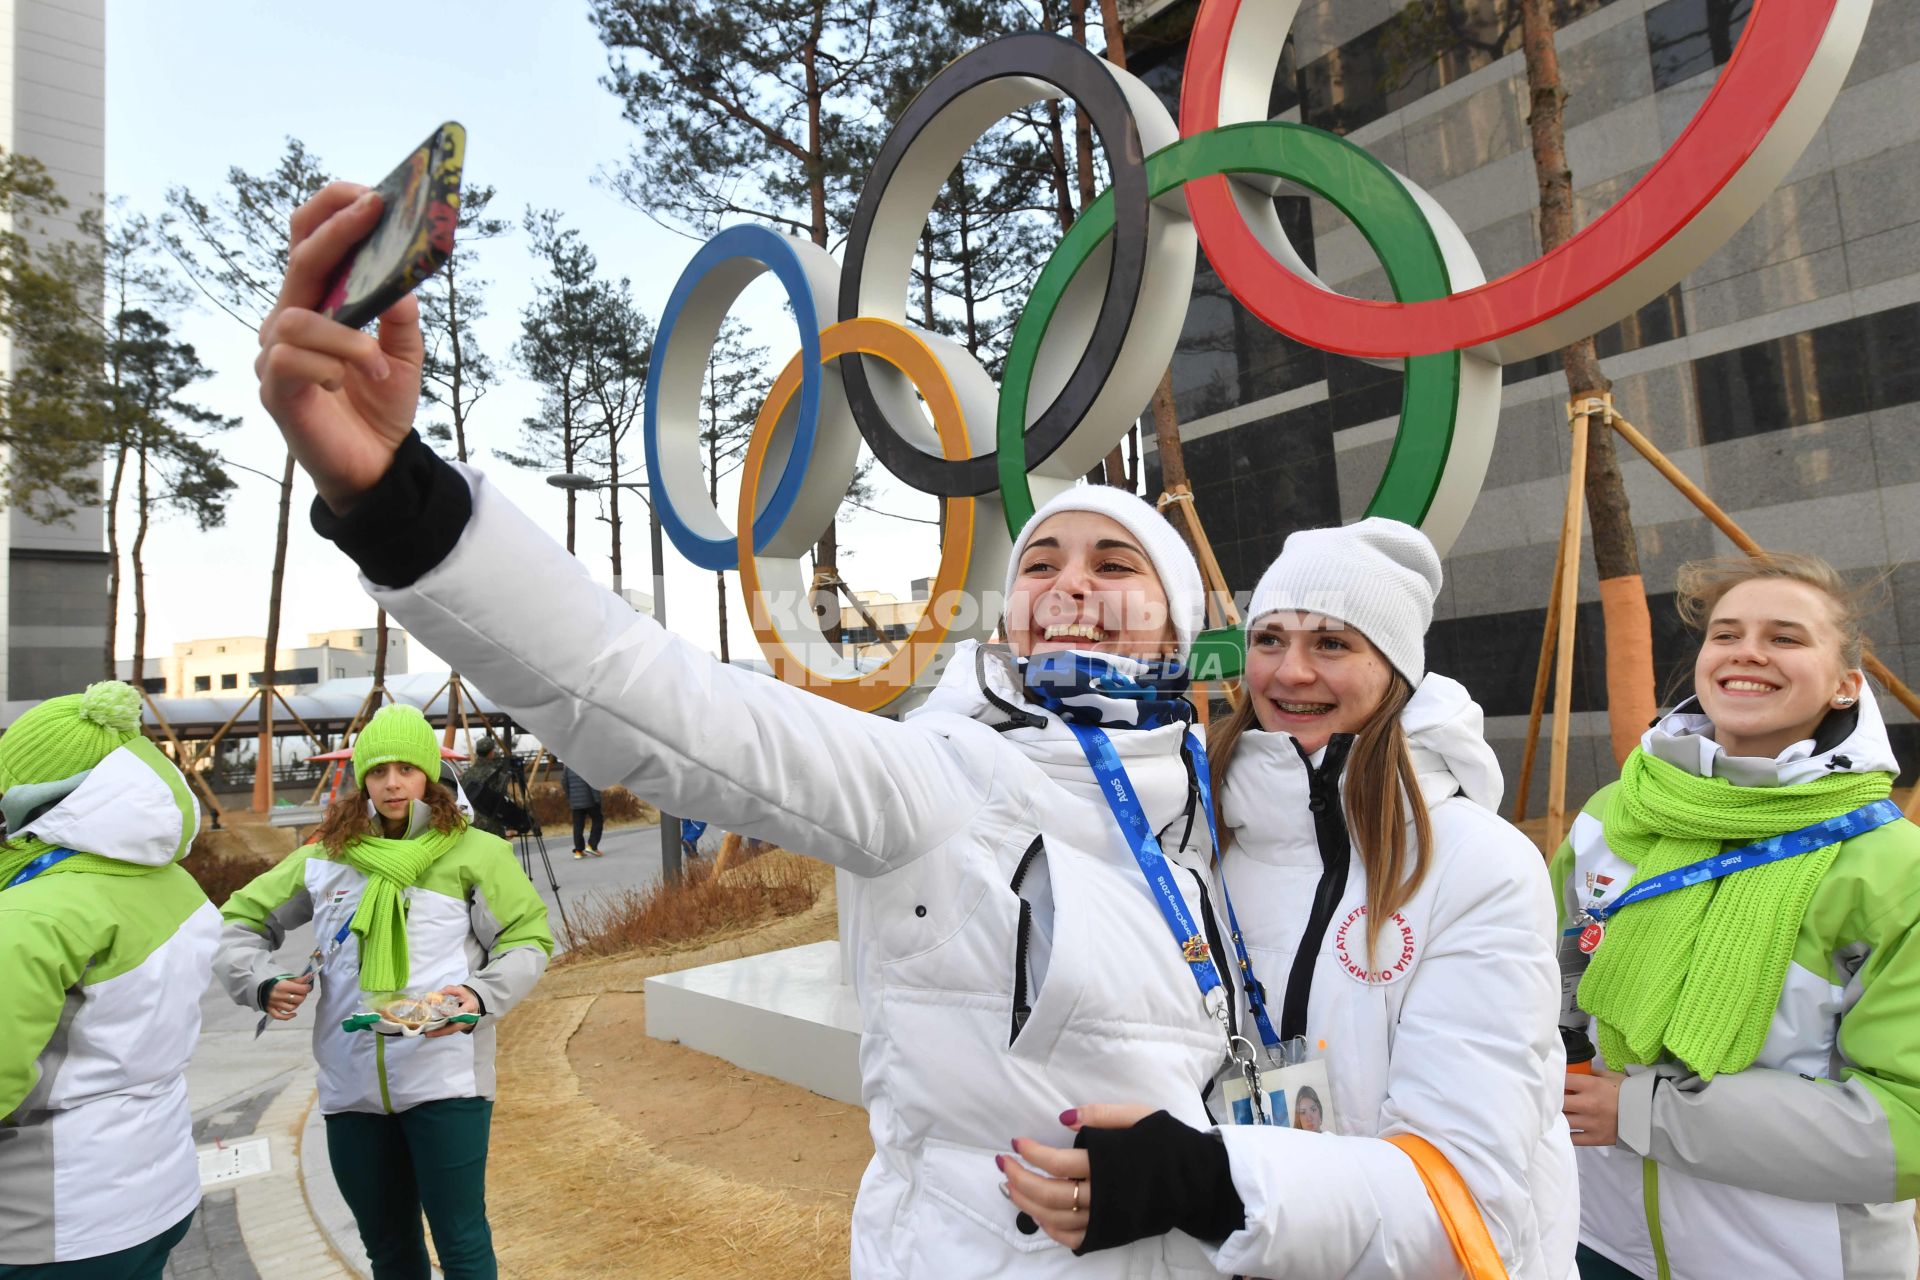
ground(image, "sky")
xmin=101 ymin=1 xmax=947 ymax=674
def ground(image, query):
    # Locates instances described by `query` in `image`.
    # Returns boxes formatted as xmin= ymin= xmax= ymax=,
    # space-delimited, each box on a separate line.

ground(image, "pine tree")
xmin=591 ymin=0 xmax=903 ymax=644
xmin=420 ymin=183 xmax=511 ymax=464
xmin=164 ymin=138 xmax=331 ymax=809
xmin=1385 ymin=0 xmax=1654 ymax=761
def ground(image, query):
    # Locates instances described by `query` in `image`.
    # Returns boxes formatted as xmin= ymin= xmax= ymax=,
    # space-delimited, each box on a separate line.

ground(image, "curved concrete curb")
xmin=230 ymin=1069 xmax=356 ymax=1280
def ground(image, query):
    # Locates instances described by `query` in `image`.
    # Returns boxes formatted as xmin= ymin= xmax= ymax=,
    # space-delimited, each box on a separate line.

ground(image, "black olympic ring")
xmin=837 ymin=32 xmax=1158 ymax=498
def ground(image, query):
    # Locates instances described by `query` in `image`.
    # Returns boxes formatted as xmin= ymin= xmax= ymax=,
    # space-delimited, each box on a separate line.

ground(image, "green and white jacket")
xmin=0 ymin=739 xmax=220 ymax=1264
xmin=216 ymin=821 xmax=552 ymax=1115
xmin=1551 ymin=689 xmax=1920 ymax=1280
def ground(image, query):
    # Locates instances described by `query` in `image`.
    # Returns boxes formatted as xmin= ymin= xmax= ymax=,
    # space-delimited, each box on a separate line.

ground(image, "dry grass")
xmin=184 ymin=832 xmax=280 ymax=907
xmin=556 ymin=849 xmax=827 ymax=965
xmin=525 ymin=782 xmax=657 ymax=829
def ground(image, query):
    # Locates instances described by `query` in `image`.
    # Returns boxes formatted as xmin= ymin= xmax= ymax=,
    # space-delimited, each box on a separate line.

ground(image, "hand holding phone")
xmin=257 ymin=125 xmax=466 ymax=512
xmin=318 ymin=121 xmax=465 ymax=330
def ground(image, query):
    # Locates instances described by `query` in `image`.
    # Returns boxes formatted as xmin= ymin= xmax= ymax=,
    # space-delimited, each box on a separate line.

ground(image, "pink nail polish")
xmin=994 ymin=1154 xmax=1006 ymax=1172
xmin=1060 ymin=1109 xmax=1079 ymax=1127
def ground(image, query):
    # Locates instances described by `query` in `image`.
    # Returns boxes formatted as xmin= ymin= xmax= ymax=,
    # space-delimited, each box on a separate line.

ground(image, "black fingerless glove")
xmin=1072 ymin=1110 xmax=1245 ymax=1255
xmin=309 ymin=430 xmax=472 ymax=589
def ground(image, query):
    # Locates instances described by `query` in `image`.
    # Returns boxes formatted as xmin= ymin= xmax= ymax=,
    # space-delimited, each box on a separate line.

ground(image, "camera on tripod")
xmin=459 ymin=736 xmax=576 ymax=949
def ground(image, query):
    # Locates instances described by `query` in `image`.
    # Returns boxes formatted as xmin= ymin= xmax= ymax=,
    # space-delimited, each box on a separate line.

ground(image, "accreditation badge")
xmin=1214 ymin=1037 xmax=1335 ymax=1131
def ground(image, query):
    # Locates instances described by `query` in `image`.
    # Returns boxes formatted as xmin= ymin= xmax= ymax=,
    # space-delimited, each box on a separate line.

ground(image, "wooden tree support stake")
xmin=141 ymin=689 xmax=226 ymax=826
xmin=812 ymin=569 xmax=900 ymax=655
xmin=1543 ymin=398 xmax=1595 ymax=855
xmin=1514 ymin=392 xmax=1920 ymax=833
xmin=1158 ymin=483 xmax=1242 ymax=723
xmin=182 ymin=688 xmax=261 ymax=783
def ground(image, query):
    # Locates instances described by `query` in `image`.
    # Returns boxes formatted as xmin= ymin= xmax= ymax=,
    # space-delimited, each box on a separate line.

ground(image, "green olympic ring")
xmin=996 ymin=121 xmax=1469 ymax=678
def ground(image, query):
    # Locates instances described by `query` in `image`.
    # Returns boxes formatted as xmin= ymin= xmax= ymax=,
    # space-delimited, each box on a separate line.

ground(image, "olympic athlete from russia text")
xmin=263 ymin=180 xmax=1268 ymax=1279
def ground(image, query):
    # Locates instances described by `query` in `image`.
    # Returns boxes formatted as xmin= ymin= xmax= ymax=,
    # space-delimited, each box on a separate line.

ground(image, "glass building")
xmin=1123 ymin=0 xmax=1920 ymax=809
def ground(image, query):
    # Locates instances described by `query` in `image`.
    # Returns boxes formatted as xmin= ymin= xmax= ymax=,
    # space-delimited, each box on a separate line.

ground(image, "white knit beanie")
xmin=1246 ymin=517 xmax=1442 ymax=684
xmin=1002 ymin=485 xmax=1205 ymax=662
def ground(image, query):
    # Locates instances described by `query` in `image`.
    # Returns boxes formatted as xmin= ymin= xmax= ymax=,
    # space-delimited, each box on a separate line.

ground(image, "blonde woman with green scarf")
xmin=0 ymin=681 xmax=217 ymax=1278
xmin=1553 ymin=553 xmax=1920 ymax=1280
xmin=217 ymin=703 xmax=552 ymax=1280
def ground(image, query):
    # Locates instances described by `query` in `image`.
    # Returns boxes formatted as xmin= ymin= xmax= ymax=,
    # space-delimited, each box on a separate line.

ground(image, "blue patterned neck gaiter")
xmin=1019 ymin=650 xmax=1193 ymax=730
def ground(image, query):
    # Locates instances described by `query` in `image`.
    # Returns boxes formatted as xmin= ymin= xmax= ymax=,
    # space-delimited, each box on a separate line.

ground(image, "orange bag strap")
xmin=1382 ymin=1133 xmax=1511 ymax=1280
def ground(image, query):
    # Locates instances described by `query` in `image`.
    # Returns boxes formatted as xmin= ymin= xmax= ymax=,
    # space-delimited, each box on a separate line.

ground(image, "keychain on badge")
xmin=1233 ymin=1036 xmax=1268 ymax=1125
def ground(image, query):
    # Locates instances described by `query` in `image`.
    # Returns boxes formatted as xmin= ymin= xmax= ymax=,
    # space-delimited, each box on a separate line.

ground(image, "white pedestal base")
xmin=645 ymin=939 xmax=865 ymax=1106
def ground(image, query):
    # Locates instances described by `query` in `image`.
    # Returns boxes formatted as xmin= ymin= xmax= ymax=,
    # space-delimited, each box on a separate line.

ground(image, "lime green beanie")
xmin=353 ymin=704 xmax=442 ymax=788
xmin=0 ymin=680 xmax=146 ymax=790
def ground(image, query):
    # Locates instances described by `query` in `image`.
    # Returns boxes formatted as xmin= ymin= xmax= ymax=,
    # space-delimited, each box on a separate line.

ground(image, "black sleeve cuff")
xmin=1073 ymin=1110 xmax=1245 ymax=1254
xmin=309 ymin=431 xmax=473 ymax=589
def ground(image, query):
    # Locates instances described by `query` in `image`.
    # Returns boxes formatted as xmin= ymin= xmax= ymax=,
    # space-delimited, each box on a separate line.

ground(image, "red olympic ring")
xmin=1179 ymin=0 xmax=1858 ymax=362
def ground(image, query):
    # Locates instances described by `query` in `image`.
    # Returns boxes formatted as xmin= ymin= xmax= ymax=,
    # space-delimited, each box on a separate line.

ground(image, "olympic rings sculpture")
xmin=642 ymin=0 xmax=1867 ymax=710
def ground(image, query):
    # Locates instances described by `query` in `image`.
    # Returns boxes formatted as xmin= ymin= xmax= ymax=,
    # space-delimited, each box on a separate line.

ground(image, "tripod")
xmin=511 ymin=821 xmax=577 ymax=951
xmin=477 ymin=751 xmax=578 ymax=950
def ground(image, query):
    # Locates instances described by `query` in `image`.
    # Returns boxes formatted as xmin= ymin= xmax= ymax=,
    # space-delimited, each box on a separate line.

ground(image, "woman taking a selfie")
xmin=1002 ymin=521 xmax=1576 ymax=1279
xmin=1555 ymin=554 xmax=1920 ymax=1280
xmin=217 ymin=703 xmax=552 ymax=1280
xmin=250 ymin=179 xmax=1311 ymax=1278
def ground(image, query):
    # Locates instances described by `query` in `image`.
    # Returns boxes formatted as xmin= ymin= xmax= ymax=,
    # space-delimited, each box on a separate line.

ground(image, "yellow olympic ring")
xmin=735 ymin=318 xmax=1011 ymax=711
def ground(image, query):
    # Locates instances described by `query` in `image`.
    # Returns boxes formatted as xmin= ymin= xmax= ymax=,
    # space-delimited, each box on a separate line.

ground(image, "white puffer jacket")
xmin=365 ymin=467 xmax=1252 ymax=1279
xmin=1204 ymin=675 xmax=1578 ymax=1280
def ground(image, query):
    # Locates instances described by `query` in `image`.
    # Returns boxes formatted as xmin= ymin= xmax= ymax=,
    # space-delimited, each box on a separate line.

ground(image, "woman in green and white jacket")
xmin=217 ymin=703 xmax=552 ymax=1280
xmin=0 ymin=681 xmax=219 ymax=1279
xmin=1554 ymin=553 xmax=1920 ymax=1280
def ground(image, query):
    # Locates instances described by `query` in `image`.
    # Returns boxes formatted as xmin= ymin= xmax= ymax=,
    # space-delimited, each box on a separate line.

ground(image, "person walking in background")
xmin=216 ymin=703 xmax=553 ymax=1280
xmin=1555 ymin=553 xmax=1920 ymax=1280
xmin=563 ymin=763 xmax=603 ymax=859
xmin=0 ymin=681 xmax=220 ymax=1278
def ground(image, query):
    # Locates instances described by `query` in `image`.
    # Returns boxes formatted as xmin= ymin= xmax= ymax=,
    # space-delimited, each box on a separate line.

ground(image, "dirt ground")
xmin=569 ymin=991 xmax=873 ymax=1206
xmin=483 ymin=855 xmax=870 ymax=1279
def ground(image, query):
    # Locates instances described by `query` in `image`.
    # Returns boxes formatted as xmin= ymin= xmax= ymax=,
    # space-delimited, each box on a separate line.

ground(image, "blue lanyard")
xmin=4 ymin=848 xmax=77 ymax=889
xmin=1188 ymin=736 xmax=1285 ymax=1049
xmin=1066 ymin=724 xmax=1283 ymax=1049
xmin=1589 ymin=798 xmax=1905 ymax=923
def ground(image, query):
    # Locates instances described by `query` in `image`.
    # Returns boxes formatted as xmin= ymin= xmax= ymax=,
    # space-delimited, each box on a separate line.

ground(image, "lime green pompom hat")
xmin=352 ymin=704 xmax=442 ymax=788
xmin=0 ymin=680 xmax=146 ymax=791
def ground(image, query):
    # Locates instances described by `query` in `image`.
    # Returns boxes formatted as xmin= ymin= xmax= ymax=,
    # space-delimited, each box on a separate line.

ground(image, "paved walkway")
xmin=166 ymin=825 xmax=670 ymax=1277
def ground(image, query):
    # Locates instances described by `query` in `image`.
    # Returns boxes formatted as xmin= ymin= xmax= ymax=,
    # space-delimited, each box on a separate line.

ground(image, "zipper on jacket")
xmin=1642 ymin=1159 xmax=1672 ymax=1280
xmin=1010 ymin=836 xmax=1044 ymax=1044
xmin=376 ymin=1034 xmax=394 ymax=1114
xmin=1281 ymin=735 xmax=1356 ymax=1044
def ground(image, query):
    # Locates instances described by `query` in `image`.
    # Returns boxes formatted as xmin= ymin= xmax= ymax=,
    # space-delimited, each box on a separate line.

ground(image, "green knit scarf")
xmin=1579 ymin=749 xmax=1892 ymax=1079
xmin=0 ymin=836 xmax=170 ymax=891
xmin=340 ymin=826 xmax=461 ymax=992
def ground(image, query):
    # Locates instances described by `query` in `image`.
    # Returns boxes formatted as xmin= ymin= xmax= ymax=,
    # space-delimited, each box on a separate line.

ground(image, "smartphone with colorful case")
xmin=318 ymin=121 xmax=465 ymax=330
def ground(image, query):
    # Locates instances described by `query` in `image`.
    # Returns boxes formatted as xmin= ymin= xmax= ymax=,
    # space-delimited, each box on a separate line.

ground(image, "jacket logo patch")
xmin=1332 ymin=906 xmax=1416 ymax=986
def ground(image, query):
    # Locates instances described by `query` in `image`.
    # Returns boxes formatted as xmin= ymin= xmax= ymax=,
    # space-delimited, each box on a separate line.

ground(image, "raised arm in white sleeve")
xmin=362 ymin=464 xmax=1002 ymax=879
